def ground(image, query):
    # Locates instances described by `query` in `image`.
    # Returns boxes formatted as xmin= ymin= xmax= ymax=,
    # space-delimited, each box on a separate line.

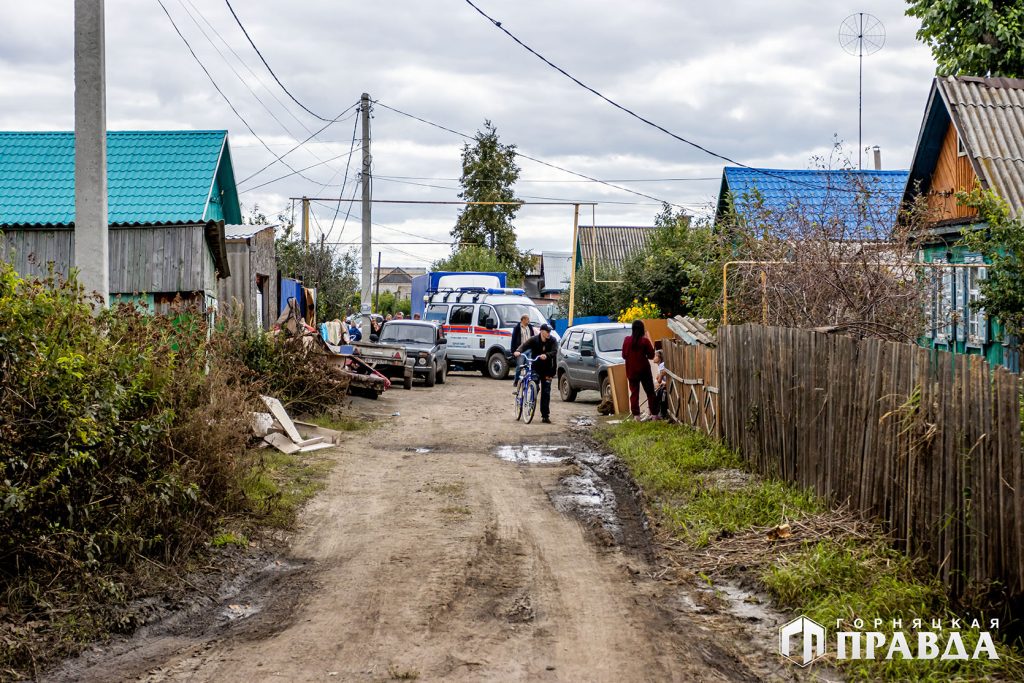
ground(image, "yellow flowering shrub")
xmin=617 ymin=299 xmax=661 ymax=323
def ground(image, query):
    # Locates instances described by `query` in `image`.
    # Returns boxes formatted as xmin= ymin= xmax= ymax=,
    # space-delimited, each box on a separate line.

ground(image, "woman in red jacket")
xmin=621 ymin=320 xmax=660 ymax=420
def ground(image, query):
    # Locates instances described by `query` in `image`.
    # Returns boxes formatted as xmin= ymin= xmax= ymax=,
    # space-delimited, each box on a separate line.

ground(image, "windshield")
xmin=424 ymin=305 xmax=448 ymax=322
xmin=380 ymin=324 xmax=435 ymax=344
xmin=495 ymin=304 xmax=546 ymax=327
xmin=596 ymin=328 xmax=630 ymax=353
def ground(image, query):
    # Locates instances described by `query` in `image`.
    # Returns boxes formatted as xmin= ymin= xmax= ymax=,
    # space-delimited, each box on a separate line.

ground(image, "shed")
xmin=0 ymin=130 xmax=238 ymax=311
xmin=219 ymin=224 xmax=278 ymax=330
xmin=575 ymin=225 xmax=659 ymax=272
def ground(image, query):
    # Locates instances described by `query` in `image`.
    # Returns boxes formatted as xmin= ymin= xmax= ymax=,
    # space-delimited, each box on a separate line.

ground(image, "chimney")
xmin=872 ymin=146 xmax=882 ymax=170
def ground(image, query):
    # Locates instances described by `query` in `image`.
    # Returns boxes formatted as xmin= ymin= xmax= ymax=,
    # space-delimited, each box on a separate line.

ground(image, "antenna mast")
xmin=839 ymin=13 xmax=885 ymax=169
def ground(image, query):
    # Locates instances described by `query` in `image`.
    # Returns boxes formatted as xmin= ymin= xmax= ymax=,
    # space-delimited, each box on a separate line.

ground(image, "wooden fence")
xmin=709 ymin=324 xmax=1024 ymax=598
xmin=661 ymin=339 xmax=719 ymax=436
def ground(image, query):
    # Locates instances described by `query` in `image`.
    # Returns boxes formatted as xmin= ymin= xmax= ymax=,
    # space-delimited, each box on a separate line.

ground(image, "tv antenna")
xmin=839 ymin=13 xmax=885 ymax=169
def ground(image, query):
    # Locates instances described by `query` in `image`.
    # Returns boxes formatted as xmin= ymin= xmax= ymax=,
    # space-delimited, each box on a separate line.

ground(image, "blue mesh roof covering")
xmin=716 ymin=167 xmax=909 ymax=238
xmin=0 ymin=130 xmax=236 ymax=226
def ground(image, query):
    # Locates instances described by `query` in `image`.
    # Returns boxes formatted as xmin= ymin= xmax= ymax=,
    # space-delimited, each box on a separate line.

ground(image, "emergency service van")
xmin=422 ymin=283 xmax=549 ymax=379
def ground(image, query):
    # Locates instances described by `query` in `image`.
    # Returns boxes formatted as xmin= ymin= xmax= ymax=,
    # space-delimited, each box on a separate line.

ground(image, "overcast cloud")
xmin=0 ymin=1 xmax=937 ymax=268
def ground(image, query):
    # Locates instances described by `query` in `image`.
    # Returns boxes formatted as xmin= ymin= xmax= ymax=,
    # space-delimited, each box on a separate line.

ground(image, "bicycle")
xmin=512 ymin=354 xmax=540 ymax=423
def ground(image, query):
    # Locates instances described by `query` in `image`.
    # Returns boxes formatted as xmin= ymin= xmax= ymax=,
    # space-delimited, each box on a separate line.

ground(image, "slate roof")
xmin=716 ymin=167 xmax=909 ymax=239
xmin=577 ymin=226 xmax=658 ymax=272
xmin=224 ymin=223 xmax=276 ymax=240
xmin=0 ymin=130 xmax=237 ymax=226
xmin=540 ymin=251 xmax=572 ymax=293
xmin=904 ymin=76 xmax=1024 ymax=218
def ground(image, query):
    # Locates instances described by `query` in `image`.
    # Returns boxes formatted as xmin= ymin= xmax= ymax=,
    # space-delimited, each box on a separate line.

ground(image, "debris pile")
xmin=253 ymin=396 xmax=344 ymax=454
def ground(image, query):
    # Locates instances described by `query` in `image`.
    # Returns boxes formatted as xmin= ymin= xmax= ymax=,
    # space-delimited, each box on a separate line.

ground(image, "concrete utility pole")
xmin=74 ymin=0 xmax=109 ymax=305
xmin=301 ymin=196 xmax=310 ymax=243
xmin=360 ymin=93 xmax=372 ymax=312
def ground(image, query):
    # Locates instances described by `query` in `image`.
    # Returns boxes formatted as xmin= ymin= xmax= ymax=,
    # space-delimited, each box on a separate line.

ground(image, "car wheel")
xmin=437 ymin=361 xmax=446 ymax=384
xmin=403 ymin=373 xmax=413 ymax=390
xmin=559 ymin=372 xmax=578 ymax=402
xmin=425 ymin=363 xmax=437 ymax=387
xmin=600 ymin=375 xmax=612 ymax=402
xmin=487 ymin=352 xmax=510 ymax=380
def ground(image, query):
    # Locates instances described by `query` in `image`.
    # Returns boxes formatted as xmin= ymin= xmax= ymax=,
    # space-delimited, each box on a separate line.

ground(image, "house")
xmin=715 ymin=166 xmax=909 ymax=240
xmin=575 ymin=225 xmax=659 ymax=273
xmin=0 ymin=130 xmax=237 ymax=312
xmin=372 ymin=266 xmax=427 ymax=300
xmin=218 ymin=224 xmax=278 ymax=330
xmin=902 ymin=75 xmax=1024 ymax=368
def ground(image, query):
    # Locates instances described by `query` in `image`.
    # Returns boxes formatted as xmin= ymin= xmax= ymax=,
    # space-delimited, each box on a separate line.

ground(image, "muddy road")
xmin=47 ymin=373 xmax=803 ymax=682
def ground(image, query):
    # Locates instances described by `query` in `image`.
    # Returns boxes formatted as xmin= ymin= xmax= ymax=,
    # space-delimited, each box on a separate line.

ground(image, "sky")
xmin=0 ymin=1 xmax=938 ymax=269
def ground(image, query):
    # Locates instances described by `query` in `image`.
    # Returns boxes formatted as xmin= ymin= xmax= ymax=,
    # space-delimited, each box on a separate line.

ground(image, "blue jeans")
xmin=513 ymin=353 xmax=530 ymax=385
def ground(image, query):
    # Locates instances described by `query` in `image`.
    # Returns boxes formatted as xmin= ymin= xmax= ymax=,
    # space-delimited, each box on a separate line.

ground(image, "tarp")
xmin=553 ymin=315 xmax=612 ymax=336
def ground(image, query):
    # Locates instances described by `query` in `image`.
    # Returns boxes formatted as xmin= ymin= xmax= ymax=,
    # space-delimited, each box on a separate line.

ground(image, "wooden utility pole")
xmin=301 ymin=196 xmax=310 ymax=243
xmin=374 ymin=251 xmax=382 ymax=313
xmin=74 ymin=0 xmax=109 ymax=305
xmin=360 ymin=93 xmax=372 ymax=313
xmin=567 ymin=203 xmax=580 ymax=326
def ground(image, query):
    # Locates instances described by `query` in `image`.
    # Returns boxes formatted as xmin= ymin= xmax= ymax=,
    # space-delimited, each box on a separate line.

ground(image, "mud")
xmin=43 ymin=374 xmax=822 ymax=682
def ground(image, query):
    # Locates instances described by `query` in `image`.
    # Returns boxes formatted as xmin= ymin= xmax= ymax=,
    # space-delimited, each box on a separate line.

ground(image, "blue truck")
xmin=410 ymin=271 xmax=508 ymax=318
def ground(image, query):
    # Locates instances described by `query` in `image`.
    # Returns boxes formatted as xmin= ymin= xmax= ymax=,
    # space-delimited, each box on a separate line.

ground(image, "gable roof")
xmin=0 ymin=130 xmax=241 ymax=227
xmin=224 ymin=223 xmax=276 ymax=241
xmin=903 ymin=76 xmax=1024 ymax=218
xmin=577 ymin=226 xmax=658 ymax=271
xmin=716 ymin=167 xmax=909 ymax=238
xmin=540 ymin=251 xmax=572 ymax=294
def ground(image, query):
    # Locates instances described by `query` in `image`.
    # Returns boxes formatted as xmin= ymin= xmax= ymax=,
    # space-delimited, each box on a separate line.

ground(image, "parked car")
xmin=555 ymin=322 xmax=631 ymax=402
xmin=377 ymin=320 xmax=448 ymax=387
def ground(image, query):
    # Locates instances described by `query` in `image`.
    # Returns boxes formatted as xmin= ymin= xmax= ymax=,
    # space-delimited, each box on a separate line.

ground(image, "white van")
xmin=423 ymin=288 xmax=549 ymax=379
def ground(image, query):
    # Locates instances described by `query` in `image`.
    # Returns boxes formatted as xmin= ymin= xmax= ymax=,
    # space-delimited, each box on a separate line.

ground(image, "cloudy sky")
xmin=0 ymin=1 xmax=937 ymax=268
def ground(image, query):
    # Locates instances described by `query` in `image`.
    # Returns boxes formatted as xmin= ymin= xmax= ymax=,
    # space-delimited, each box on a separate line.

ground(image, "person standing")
xmin=510 ymin=314 xmax=536 ymax=387
xmin=514 ymin=324 xmax=558 ymax=424
xmin=621 ymin=320 xmax=660 ymax=420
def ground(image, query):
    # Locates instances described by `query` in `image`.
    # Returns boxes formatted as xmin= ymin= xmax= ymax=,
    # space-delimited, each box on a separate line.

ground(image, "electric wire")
xmin=328 ymin=115 xmax=362 ymax=238
xmin=239 ymin=145 xmax=364 ymax=193
xmin=223 ymin=0 xmax=338 ymax=123
xmin=237 ymin=106 xmax=358 ymax=185
xmin=155 ymin=0 xmax=331 ymax=187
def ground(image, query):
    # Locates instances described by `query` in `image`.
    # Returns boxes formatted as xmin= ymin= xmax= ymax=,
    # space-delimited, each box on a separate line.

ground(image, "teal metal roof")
xmin=0 ymin=130 xmax=240 ymax=227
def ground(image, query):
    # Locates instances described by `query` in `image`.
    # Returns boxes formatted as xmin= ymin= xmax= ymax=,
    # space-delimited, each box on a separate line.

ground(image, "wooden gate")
xmin=661 ymin=339 xmax=719 ymax=436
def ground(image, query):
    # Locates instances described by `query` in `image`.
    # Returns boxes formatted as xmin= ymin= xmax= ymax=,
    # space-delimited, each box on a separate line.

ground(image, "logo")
xmin=779 ymin=616 xmax=827 ymax=666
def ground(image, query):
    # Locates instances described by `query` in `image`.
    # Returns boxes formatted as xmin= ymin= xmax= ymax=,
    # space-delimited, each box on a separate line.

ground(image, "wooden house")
xmin=218 ymin=224 xmax=278 ymax=330
xmin=902 ymin=76 xmax=1024 ymax=368
xmin=0 ymin=130 xmax=238 ymax=312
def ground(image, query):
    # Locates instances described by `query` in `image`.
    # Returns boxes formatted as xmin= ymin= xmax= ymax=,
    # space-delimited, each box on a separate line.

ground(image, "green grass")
xmin=308 ymin=413 xmax=373 ymax=432
xmin=598 ymin=420 xmax=1024 ymax=682
xmin=241 ymin=450 xmax=334 ymax=528
xmin=210 ymin=531 xmax=249 ymax=548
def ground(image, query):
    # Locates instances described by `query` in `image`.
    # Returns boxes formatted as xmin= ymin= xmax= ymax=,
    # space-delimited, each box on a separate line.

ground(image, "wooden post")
xmin=567 ymin=203 xmax=580 ymax=327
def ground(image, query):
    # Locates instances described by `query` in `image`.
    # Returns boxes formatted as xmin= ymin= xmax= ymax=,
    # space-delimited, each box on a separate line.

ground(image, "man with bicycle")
xmin=513 ymin=324 xmax=558 ymax=424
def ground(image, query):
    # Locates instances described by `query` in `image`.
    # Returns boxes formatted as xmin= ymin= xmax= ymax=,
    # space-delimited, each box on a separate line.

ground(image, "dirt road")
xmin=49 ymin=373 xmax=795 ymax=682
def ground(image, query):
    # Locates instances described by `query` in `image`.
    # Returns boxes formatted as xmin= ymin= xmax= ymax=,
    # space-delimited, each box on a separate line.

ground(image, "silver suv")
xmin=555 ymin=322 xmax=631 ymax=402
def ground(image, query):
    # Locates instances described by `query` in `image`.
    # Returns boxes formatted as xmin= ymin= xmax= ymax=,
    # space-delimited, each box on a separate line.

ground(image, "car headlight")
xmin=417 ymin=357 xmax=427 ymax=366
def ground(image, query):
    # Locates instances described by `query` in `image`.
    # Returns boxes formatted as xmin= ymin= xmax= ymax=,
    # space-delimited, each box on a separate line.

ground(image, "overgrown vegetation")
xmin=598 ymin=420 xmax=1023 ymax=681
xmin=906 ymin=0 xmax=1024 ymax=78
xmin=0 ymin=263 xmax=353 ymax=677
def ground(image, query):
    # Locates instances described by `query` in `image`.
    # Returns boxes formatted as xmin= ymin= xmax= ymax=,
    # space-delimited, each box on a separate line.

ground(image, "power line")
xmin=372 ymin=176 xmax=683 ymax=207
xmin=155 ymin=0 xmax=329 ymax=187
xmin=373 ymin=100 xmax=684 ymax=208
xmin=239 ymin=145 xmax=363 ymax=193
xmin=461 ymin=0 xmax=861 ymax=194
xmin=223 ymin=0 xmax=337 ymax=123
xmin=375 ymin=174 xmax=721 ymax=183
xmin=328 ymin=115 xmax=362 ymax=238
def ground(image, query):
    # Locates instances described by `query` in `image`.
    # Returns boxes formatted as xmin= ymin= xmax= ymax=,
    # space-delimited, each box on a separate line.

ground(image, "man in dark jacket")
xmin=513 ymin=324 xmax=558 ymax=423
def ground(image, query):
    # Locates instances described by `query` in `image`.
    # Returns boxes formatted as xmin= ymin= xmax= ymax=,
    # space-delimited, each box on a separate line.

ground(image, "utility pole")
xmin=360 ymin=93 xmax=372 ymax=313
xmin=567 ymin=203 xmax=580 ymax=327
xmin=74 ymin=0 xmax=108 ymax=305
xmin=374 ymin=251 xmax=382 ymax=313
xmin=301 ymin=196 xmax=310 ymax=244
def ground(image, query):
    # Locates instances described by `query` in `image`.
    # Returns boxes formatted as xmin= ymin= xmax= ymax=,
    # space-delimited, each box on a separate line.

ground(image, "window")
xmin=957 ymin=135 xmax=968 ymax=157
xmin=495 ymin=304 xmax=546 ymax=326
xmin=380 ymin=323 xmax=435 ymax=344
xmin=930 ymin=259 xmax=952 ymax=345
xmin=424 ymin=304 xmax=449 ymax=322
xmin=580 ymin=331 xmax=594 ymax=351
xmin=964 ymin=256 xmax=987 ymax=346
xmin=564 ymin=331 xmax=581 ymax=352
xmin=477 ymin=305 xmax=498 ymax=328
xmin=449 ymin=305 xmax=474 ymax=326
xmin=597 ymin=328 xmax=630 ymax=352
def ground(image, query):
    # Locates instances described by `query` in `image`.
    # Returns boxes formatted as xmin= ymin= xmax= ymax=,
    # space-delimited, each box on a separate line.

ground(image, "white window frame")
xmin=963 ymin=255 xmax=987 ymax=347
xmin=931 ymin=258 xmax=952 ymax=345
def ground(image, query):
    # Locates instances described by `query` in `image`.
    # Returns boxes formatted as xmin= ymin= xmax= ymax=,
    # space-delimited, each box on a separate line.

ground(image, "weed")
xmin=387 ymin=664 xmax=420 ymax=680
xmin=210 ymin=532 xmax=249 ymax=548
xmin=440 ymin=505 xmax=472 ymax=517
xmin=240 ymin=451 xmax=334 ymax=529
xmin=309 ymin=413 xmax=373 ymax=432
xmin=425 ymin=481 xmax=466 ymax=497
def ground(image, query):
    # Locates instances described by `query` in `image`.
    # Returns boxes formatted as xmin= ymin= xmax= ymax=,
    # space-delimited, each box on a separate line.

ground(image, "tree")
xmin=452 ymin=121 xmax=532 ymax=275
xmin=617 ymin=205 xmax=722 ymax=319
xmin=259 ymin=206 xmax=359 ymax=322
xmin=959 ymin=187 xmax=1024 ymax=335
xmin=431 ymin=244 xmax=527 ymax=286
xmin=906 ymin=0 xmax=1024 ymax=77
xmin=556 ymin=262 xmax=620 ymax=318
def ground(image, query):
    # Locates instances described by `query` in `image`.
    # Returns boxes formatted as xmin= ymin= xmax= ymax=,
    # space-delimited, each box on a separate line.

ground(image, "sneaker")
xmin=541 ymin=416 xmax=551 ymax=424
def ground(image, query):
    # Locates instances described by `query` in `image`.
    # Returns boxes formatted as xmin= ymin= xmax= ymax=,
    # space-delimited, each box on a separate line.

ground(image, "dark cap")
xmin=539 ymin=324 xmax=552 ymax=332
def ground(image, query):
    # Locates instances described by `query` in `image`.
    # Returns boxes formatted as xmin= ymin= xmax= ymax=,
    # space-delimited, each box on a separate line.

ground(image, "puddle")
xmin=549 ymin=464 xmax=620 ymax=537
xmin=571 ymin=416 xmax=595 ymax=427
xmin=494 ymin=444 xmax=573 ymax=465
xmin=406 ymin=446 xmax=433 ymax=454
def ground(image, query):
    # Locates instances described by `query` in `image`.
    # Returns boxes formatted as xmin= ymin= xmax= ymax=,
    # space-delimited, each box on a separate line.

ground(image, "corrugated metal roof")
xmin=938 ymin=76 xmax=1024 ymax=216
xmin=0 ymin=130 xmax=234 ymax=226
xmin=577 ymin=226 xmax=657 ymax=271
xmin=224 ymin=223 xmax=276 ymax=240
xmin=540 ymin=250 xmax=572 ymax=293
xmin=717 ymin=167 xmax=908 ymax=239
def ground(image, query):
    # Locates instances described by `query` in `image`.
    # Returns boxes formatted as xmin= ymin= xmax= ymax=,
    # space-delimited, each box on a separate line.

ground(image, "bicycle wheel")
xmin=514 ymin=381 xmax=524 ymax=420
xmin=524 ymin=380 xmax=539 ymax=424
